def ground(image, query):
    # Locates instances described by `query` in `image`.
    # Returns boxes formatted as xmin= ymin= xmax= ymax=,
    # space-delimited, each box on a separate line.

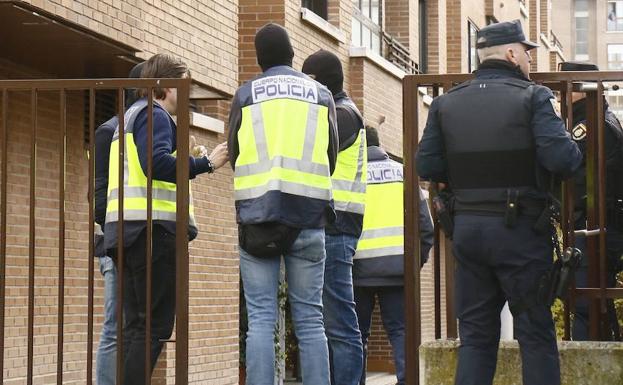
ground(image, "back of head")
xmin=254 ymin=23 xmax=294 ymax=72
xmin=302 ymin=50 xmax=344 ymax=95
xmin=476 ymin=19 xmax=537 ymax=62
xmin=139 ymin=54 xmax=190 ymax=99
xmin=366 ymin=126 xmax=380 ymax=147
xmin=125 ymin=61 xmax=145 ymax=107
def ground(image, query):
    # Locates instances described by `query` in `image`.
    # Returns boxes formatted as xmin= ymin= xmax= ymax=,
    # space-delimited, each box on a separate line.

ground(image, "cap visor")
xmin=522 ymin=40 xmax=539 ymax=50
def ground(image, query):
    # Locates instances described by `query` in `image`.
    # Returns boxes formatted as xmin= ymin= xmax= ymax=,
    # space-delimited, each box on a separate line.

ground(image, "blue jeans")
xmin=324 ymin=233 xmax=363 ymax=385
xmin=240 ymin=228 xmax=330 ymax=385
xmin=354 ymin=286 xmax=405 ymax=385
xmin=96 ymin=256 xmax=117 ymax=385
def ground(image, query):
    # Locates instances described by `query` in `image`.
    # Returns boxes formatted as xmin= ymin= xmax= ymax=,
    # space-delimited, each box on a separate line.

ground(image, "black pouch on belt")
xmin=239 ymin=222 xmax=302 ymax=258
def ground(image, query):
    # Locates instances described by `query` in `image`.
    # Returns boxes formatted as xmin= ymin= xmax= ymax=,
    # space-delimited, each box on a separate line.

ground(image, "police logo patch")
xmin=572 ymin=123 xmax=587 ymax=141
xmin=549 ymin=98 xmax=562 ymax=119
xmin=251 ymin=75 xmax=319 ymax=104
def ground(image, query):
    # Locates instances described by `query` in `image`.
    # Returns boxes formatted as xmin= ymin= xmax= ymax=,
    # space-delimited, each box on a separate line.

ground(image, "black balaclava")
xmin=255 ymin=23 xmax=294 ymax=72
xmin=302 ymin=49 xmax=344 ymax=95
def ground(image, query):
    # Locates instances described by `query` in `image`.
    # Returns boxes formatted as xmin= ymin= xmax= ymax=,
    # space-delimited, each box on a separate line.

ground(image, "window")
xmin=468 ymin=21 xmax=479 ymax=73
xmin=419 ymin=0 xmax=428 ymax=73
xmin=352 ymin=0 xmax=382 ymax=55
xmin=302 ymin=0 xmax=328 ymax=20
xmin=608 ymin=1 xmax=623 ymax=31
xmin=575 ymin=0 xmax=589 ymax=60
xmin=608 ymin=44 xmax=623 ymax=69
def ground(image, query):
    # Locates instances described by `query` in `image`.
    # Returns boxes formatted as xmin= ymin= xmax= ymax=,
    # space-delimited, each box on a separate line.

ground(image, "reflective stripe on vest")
xmin=354 ymin=159 xmax=403 ymax=260
xmin=105 ymin=99 xmax=196 ymax=227
xmin=234 ymin=98 xmax=332 ymax=202
xmin=332 ymin=128 xmax=367 ymax=215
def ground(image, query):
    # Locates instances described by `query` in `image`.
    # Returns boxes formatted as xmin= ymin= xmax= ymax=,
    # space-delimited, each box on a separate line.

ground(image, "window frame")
xmin=608 ymin=1 xmax=623 ymax=32
xmin=351 ymin=0 xmax=383 ymax=55
xmin=467 ymin=20 xmax=479 ymax=73
xmin=302 ymin=0 xmax=328 ymax=20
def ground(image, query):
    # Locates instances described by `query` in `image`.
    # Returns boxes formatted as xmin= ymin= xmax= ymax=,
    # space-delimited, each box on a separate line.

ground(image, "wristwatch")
xmin=205 ymin=156 xmax=215 ymax=174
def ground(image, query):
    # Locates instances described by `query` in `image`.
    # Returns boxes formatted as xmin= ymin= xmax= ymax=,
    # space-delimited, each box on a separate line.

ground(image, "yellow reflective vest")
xmin=105 ymin=99 xmax=196 ymax=230
xmin=232 ymin=68 xmax=336 ymax=228
xmin=354 ymin=155 xmax=404 ymax=260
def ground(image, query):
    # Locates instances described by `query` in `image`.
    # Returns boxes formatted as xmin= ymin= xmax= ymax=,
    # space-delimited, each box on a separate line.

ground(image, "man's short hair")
xmin=366 ymin=125 xmax=380 ymax=147
xmin=139 ymin=54 xmax=190 ymax=99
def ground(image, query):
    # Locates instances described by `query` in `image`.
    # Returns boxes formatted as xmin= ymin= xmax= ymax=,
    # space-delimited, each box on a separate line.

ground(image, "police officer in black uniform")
xmin=559 ymin=61 xmax=623 ymax=341
xmin=416 ymin=20 xmax=582 ymax=385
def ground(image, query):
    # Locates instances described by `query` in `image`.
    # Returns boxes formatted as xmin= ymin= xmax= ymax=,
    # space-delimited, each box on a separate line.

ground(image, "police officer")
xmin=559 ymin=61 xmax=623 ymax=340
xmin=354 ymin=127 xmax=433 ymax=385
xmin=416 ymin=20 xmax=582 ymax=385
xmin=228 ymin=24 xmax=338 ymax=385
xmin=104 ymin=54 xmax=229 ymax=385
xmin=94 ymin=61 xmax=144 ymax=385
xmin=302 ymin=49 xmax=366 ymax=385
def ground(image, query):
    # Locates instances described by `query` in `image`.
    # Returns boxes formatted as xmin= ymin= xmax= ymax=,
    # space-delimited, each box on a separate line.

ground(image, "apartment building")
xmin=552 ymin=0 xmax=623 ymax=119
xmin=0 ymin=0 xmax=568 ymax=383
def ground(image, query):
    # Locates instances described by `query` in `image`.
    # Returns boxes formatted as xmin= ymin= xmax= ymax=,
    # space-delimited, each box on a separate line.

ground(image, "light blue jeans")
xmin=240 ymin=228 xmax=330 ymax=385
xmin=96 ymin=256 xmax=117 ymax=385
xmin=323 ymin=233 xmax=363 ymax=385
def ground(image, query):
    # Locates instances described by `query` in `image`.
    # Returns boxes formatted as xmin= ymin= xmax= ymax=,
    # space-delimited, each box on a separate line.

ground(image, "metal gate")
xmin=0 ymin=78 xmax=191 ymax=385
xmin=403 ymin=71 xmax=623 ymax=385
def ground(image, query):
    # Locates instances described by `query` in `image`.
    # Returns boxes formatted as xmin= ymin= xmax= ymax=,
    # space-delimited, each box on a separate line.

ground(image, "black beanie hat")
xmin=302 ymin=49 xmax=344 ymax=95
xmin=126 ymin=61 xmax=145 ymax=107
xmin=255 ymin=23 xmax=294 ymax=72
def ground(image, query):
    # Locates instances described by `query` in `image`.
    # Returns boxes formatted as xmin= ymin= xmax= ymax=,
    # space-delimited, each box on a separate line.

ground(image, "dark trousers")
xmin=354 ymin=286 xmax=405 ymax=385
xmin=121 ymin=226 xmax=176 ymax=385
xmin=453 ymin=215 xmax=560 ymax=385
xmin=572 ymin=224 xmax=623 ymax=340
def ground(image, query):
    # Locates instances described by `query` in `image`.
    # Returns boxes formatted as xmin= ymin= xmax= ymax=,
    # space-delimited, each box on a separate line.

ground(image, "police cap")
xmin=476 ymin=20 xmax=539 ymax=50
xmin=558 ymin=61 xmax=600 ymax=71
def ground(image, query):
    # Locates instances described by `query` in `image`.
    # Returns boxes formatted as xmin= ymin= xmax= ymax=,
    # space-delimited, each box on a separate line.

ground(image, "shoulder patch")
xmin=549 ymin=98 xmax=562 ymax=119
xmin=572 ymin=123 xmax=587 ymax=141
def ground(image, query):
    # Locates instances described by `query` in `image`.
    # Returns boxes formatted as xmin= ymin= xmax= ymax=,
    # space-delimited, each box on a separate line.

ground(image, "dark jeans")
xmin=354 ymin=286 xmax=405 ymax=385
xmin=122 ymin=225 xmax=176 ymax=385
xmin=572 ymin=225 xmax=623 ymax=340
xmin=453 ymin=215 xmax=560 ymax=385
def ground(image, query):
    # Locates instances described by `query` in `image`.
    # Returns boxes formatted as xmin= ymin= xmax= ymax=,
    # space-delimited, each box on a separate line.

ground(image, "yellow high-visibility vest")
xmin=105 ymin=99 xmax=196 ymax=227
xmin=355 ymin=158 xmax=404 ymax=259
xmin=332 ymin=128 xmax=367 ymax=215
xmin=234 ymin=78 xmax=332 ymax=204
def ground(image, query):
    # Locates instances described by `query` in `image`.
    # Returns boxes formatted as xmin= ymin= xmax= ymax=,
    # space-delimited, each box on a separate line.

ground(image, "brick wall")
xmin=20 ymin=0 xmax=238 ymax=96
xmin=1 ymin=55 xmax=239 ymax=384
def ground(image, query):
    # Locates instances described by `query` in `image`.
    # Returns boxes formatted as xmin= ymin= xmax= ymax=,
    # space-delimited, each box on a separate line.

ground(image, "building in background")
xmin=0 ymin=0 xmax=569 ymax=383
xmin=552 ymin=0 xmax=623 ymax=119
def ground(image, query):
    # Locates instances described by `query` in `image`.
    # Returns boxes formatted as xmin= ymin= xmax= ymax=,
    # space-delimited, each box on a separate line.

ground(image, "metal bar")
xmin=56 ymin=89 xmax=66 ymax=384
xmin=585 ymin=90 xmax=600 ymax=340
xmin=145 ymin=89 xmax=153 ymax=385
xmin=175 ymin=78 xmax=191 ymax=385
xmin=575 ymin=288 xmax=623 ymax=298
xmin=574 ymin=229 xmax=604 ymax=237
xmin=27 ymin=88 xmax=37 ymax=385
xmin=0 ymin=78 xmax=202 ymax=90
xmin=561 ymin=80 xmax=575 ymax=341
xmin=116 ymin=88 xmax=126 ymax=384
xmin=403 ymin=74 xmax=421 ymax=385
xmin=432 ymin=86 xmax=441 ymax=341
xmin=441 ymin=82 xmax=457 ymax=340
xmin=596 ymin=82 xmax=608 ymax=327
xmin=87 ymin=89 xmax=95 ymax=385
xmin=0 ymin=89 xmax=8 ymax=385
